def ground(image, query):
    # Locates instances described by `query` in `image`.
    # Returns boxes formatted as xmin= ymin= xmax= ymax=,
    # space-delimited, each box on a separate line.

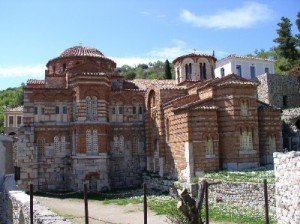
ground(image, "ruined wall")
xmin=1 ymin=175 xmax=71 ymax=224
xmin=281 ymin=108 xmax=300 ymax=151
xmin=0 ymin=135 xmax=14 ymax=188
xmin=274 ymin=151 xmax=300 ymax=223
xmin=257 ymin=73 xmax=300 ymax=108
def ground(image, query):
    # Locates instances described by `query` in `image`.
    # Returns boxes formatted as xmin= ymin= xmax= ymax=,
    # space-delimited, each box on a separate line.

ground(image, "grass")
xmin=203 ymin=165 xmax=275 ymax=184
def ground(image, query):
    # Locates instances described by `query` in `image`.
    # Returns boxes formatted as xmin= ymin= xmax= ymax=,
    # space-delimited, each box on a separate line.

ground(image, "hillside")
xmin=0 ymin=86 xmax=23 ymax=132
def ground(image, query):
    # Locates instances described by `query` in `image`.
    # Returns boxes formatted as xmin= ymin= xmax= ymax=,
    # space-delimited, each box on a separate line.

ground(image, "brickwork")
xmin=13 ymin=47 xmax=282 ymax=191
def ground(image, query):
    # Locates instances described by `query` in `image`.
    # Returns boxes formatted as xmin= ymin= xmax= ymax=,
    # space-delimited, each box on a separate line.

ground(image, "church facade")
xmin=14 ymin=46 xmax=282 ymax=192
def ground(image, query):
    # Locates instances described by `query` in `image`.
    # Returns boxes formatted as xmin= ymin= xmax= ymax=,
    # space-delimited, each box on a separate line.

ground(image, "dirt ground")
xmin=36 ymin=196 xmax=169 ymax=224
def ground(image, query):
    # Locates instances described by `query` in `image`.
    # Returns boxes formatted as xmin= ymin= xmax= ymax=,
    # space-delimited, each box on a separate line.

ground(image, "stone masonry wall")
xmin=274 ymin=151 xmax=300 ymax=223
xmin=281 ymin=108 xmax=300 ymax=151
xmin=1 ymin=175 xmax=71 ymax=224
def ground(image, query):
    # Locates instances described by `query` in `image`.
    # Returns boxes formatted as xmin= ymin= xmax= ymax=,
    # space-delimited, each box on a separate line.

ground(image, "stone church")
xmin=14 ymin=46 xmax=281 ymax=192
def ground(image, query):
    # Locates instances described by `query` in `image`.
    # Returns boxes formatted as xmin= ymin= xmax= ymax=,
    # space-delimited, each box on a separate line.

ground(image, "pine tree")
xmin=296 ymin=11 xmax=300 ymax=46
xmin=274 ymin=17 xmax=297 ymax=61
xmin=164 ymin=60 xmax=172 ymax=79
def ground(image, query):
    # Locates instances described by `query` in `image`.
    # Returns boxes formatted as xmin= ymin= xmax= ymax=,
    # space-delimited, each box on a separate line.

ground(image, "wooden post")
xmin=264 ymin=179 xmax=269 ymax=224
xmin=84 ymin=183 xmax=89 ymax=224
xmin=30 ymin=184 xmax=33 ymax=224
xmin=143 ymin=182 xmax=147 ymax=224
xmin=205 ymin=181 xmax=209 ymax=224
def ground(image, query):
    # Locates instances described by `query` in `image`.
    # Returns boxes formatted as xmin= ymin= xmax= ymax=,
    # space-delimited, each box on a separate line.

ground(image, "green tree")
xmin=164 ymin=60 xmax=172 ymax=79
xmin=296 ymin=11 xmax=300 ymax=46
xmin=274 ymin=17 xmax=298 ymax=61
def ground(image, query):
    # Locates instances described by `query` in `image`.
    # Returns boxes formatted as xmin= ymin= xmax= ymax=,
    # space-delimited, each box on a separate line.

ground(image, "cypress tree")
xmin=274 ymin=17 xmax=297 ymax=61
xmin=164 ymin=60 xmax=172 ymax=79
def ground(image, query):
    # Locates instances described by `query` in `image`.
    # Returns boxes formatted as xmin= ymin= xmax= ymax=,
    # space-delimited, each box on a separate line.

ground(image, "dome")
xmin=59 ymin=46 xmax=105 ymax=58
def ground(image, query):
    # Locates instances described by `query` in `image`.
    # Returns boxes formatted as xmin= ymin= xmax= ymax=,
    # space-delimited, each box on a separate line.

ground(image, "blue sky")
xmin=0 ymin=0 xmax=299 ymax=90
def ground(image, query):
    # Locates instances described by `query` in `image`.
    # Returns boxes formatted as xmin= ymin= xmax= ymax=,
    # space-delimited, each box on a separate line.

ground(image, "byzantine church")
xmin=14 ymin=46 xmax=281 ymax=192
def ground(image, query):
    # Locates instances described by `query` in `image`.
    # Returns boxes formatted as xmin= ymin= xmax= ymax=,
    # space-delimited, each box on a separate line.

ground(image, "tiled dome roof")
xmin=59 ymin=46 xmax=105 ymax=58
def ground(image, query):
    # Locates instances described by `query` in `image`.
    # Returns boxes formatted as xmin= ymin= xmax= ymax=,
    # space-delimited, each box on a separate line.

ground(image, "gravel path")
xmin=36 ymin=196 xmax=169 ymax=224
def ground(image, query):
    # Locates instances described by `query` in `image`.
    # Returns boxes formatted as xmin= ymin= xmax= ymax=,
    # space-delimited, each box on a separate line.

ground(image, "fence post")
xmin=143 ymin=182 xmax=147 ymax=224
xmin=30 ymin=184 xmax=33 ymax=224
xmin=84 ymin=183 xmax=89 ymax=224
xmin=205 ymin=181 xmax=209 ymax=224
xmin=264 ymin=179 xmax=269 ymax=224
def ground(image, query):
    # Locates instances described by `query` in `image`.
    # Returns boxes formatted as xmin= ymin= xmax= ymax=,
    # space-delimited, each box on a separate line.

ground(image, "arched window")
xmin=37 ymin=138 xmax=45 ymax=152
xmin=86 ymin=96 xmax=92 ymax=119
xmin=240 ymin=100 xmax=248 ymax=116
xmin=206 ymin=136 xmax=214 ymax=155
xmin=54 ymin=136 xmax=60 ymax=152
xmin=200 ymin=63 xmax=203 ymax=79
xmin=92 ymin=96 xmax=98 ymax=119
xmin=86 ymin=129 xmax=92 ymax=152
xmin=185 ymin=64 xmax=188 ymax=79
xmin=189 ymin=63 xmax=192 ymax=75
xmin=203 ymin=63 xmax=206 ymax=79
xmin=240 ymin=128 xmax=253 ymax=150
xmin=113 ymin=136 xmax=119 ymax=148
xmin=60 ymin=136 xmax=66 ymax=152
xmin=92 ymin=130 xmax=98 ymax=152
xmin=220 ymin=68 xmax=225 ymax=77
xmin=119 ymin=135 xmax=124 ymax=150
xmin=177 ymin=68 xmax=180 ymax=83
xmin=62 ymin=63 xmax=66 ymax=72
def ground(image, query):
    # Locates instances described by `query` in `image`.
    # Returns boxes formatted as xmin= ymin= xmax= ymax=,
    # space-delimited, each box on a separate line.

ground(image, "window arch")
xmin=185 ymin=64 xmax=189 ymax=79
xmin=240 ymin=127 xmax=253 ymax=150
xmin=92 ymin=130 xmax=98 ymax=152
xmin=86 ymin=129 xmax=92 ymax=152
xmin=86 ymin=96 xmax=97 ymax=120
xmin=37 ymin=138 xmax=45 ymax=152
xmin=206 ymin=136 xmax=214 ymax=155
xmin=220 ymin=68 xmax=225 ymax=77
xmin=54 ymin=136 xmax=60 ymax=152
xmin=61 ymin=136 xmax=66 ymax=152
xmin=240 ymin=100 xmax=249 ymax=116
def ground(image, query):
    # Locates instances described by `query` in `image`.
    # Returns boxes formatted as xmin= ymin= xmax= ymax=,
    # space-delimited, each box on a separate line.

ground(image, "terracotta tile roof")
xmin=219 ymin=54 xmax=274 ymax=62
xmin=59 ymin=46 xmax=105 ymax=58
xmin=163 ymin=94 xmax=199 ymax=108
xmin=27 ymin=79 xmax=46 ymax=85
xmin=173 ymin=53 xmax=217 ymax=64
xmin=4 ymin=106 xmax=23 ymax=112
xmin=128 ymin=79 xmax=185 ymax=90
xmin=174 ymin=98 xmax=217 ymax=111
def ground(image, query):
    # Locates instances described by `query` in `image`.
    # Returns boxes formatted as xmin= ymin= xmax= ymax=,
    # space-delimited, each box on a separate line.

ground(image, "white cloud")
xmin=140 ymin=11 xmax=150 ymax=16
xmin=180 ymin=1 xmax=272 ymax=29
xmin=0 ymin=64 xmax=45 ymax=78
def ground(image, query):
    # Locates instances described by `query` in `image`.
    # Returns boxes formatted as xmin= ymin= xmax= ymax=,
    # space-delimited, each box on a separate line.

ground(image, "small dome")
xmin=59 ymin=46 xmax=105 ymax=58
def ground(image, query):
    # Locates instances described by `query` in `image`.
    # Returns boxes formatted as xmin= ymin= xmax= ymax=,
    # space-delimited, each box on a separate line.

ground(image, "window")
xmin=92 ymin=96 xmax=97 ymax=118
xmin=9 ymin=116 xmax=14 ymax=126
xmin=185 ymin=64 xmax=188 ymax=78
xmin=34 ymin=107 xmax=38 ymax=115
xmin=55 ymin=106 xmax=60 ymax=114
xmin=189 ymin=63 xmax=192 ymax=75
xmin=250 ymin=66 xmax=256 ymax=79
xmin=119 ymin=135 xmax=124 ymax=150
xmin=240 ymin=100 xmax=248 ymax=116
xmin=62 ymin=63 xmax=66 ymax=71
xmin=72 ymin=103 xmax=77 ymax=121
xmin=54 ymin=136 xmax=60 ymax=152
xmin=283 ymin=95 xmax=288 ymax=108
xmin=113 ymin=135 xmax=125 ymax=151
xmin=63 ymin=106 xmax=67 ymax=114
xmin=112 ymin=107 xmax=116 ymax=114
xmin=92 ymin=130 xmax=98 ymax=152
xmin=41 ymin=107 xmax=45 ymax=115
xmin=269 ymin=135 xmax=276 ymax=152
xmin=17 ymin=116 xmax=22 ymax=126
xmin=265 ymin=67 xmax=269 ymax=74
xmin=200 ymin=63 xmax=203 ymax=79
xmin=139 ymin=106 xmax=143 ymax=114
xmin=86 ymin=130 xmax=92 ymax=152
xmin=236 ymin=65 xmax=242 ymax=77
xmin=240 ymin=128 xmax=253 ymax=150
xmin=119 ymin=106 xmax=123 ymax=114
xmin=206 ymin=137 xmax=214 ymax=155
xmin=86 ymin=96 xmax=98 ymax=120
xmin=37 ymin=138 xmax=45 ymax=152
xmin=203 ymin=63 xmax=207 ymax=80
xmin=53 ymin=65 xmax=56 ymax=73
xmin=60 ymin=136 xmax=66 ymax=151
xmin=86 ymin=129 xmax=98 ymax=153
xmin=220 ymin=68 xmax=225 ymax=78
xmin=133 ymin=106 xmax=136 ymax=114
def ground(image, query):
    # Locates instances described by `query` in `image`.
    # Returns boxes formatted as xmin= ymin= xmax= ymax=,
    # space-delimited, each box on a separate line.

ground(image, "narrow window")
xmin=189 ymin=63 xmax=192 ymax=76
xmin=37 ymin=138 xmax=45 ymax=152
xmin=62 ymin=63 xmax=66 ymax=72
xmin=138 ymin=106 xmax=143 ymax=114
xmin=34 ymin=107 xmax=38 ymax=115
xmin=119 ymin=106 xmax=123 ymax=114
xmin=220 ymin=68 xmax=225 ymax=77
xmin=55 ymin=106 xmax=60 ymax=114
xmin=92 ymin=96 xmax=97 ymax=119
xmin=200 ymin=63 xmax=203 ymax=79
xmin=60 ymin=136 xmax=66 ymax=151
xmin=9 ymin=116 xmax=14 ymax=126
xmin=86 ymin=96 xmax=92 ymax=119
xmin=236 ymin=65 xmax=242 ymax=77
xmin=86 ymin=129 xmax=92 ymax=152
xmin=92 ymin=130 xmax=98 ymax=152
xmin=203 ymin=63 xmax=206 ymax=79
xmin=269 ymin=135 xmax=276 ymax=151
xmin=112 ymin=107 xmax=116 ymax=114
xmin=41 ymin=107 xmax=45 ymax=115
xmin=240 ymin=100 xmax=248 ymax=116
xmin=53 ymin=65 xmax=56 ymax=73
xmin=265 ymin=67 xmax=269 ymax=74
xmin=185 ymin=64 xmax=188 ymax=78
xmin=119 ymin=135 xmax=124 ymax=150
xmin=250 ymin=66 xmax=256 ymax=79
xmin=133 ymin=106 xmax=136 ymax=114
xmin=206 ymin=137 xmax=214 ymax=155
xmin=54 ymin=136 xmax=60 ymax=152
xmin=17 ymin=116 xmax=22 ymax=126
xmin=63 ymin=106 xmax=67 ymax=114
xmin=283 ymin=95 xmax=288 ymax=108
